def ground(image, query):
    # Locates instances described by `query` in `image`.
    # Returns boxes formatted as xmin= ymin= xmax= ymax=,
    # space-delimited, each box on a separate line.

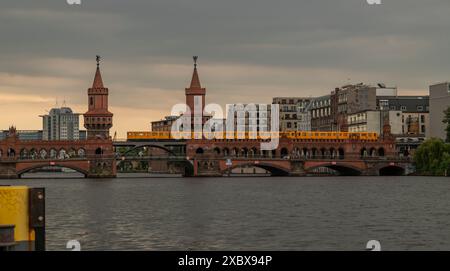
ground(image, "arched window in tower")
xmin=90 ymin=97 xmax=94 ymax=106
xmin=95 ymin=147 xmax=103 ymax=155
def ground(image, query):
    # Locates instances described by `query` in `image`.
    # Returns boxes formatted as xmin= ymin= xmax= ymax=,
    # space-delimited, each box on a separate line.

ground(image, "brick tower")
xmin=84 ymin=56 xmax=113 ymax=140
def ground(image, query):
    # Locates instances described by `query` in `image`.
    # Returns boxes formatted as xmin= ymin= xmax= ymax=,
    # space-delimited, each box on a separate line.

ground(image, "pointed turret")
xmin=189 ymin=57 xmax=202 ymax=89
xmin=185 ymin=56 xmax=206 ymax=94
xmin=92 ymin=66 xmax=104 ymax=89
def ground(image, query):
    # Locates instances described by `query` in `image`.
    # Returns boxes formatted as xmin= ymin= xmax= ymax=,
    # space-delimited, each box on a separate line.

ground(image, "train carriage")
xmin=127 ymin=131 xmax=379 ymax=142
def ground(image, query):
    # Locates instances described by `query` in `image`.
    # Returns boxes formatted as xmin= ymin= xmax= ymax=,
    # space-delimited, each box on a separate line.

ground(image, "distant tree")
xmin=414 ymin=138 xmax=450 ymax=176
xmin=443 ymin=107 xmax=450 ymax=143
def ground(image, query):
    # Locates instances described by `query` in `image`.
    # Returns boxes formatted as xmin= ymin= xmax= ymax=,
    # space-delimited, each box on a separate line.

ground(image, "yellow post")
xmin=0 ymin=186 xmax=44 ymax=251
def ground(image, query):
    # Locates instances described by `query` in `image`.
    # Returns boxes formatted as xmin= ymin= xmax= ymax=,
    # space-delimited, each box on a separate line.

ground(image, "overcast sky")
xmin=0 ymin=0 xmax=449 ymax=137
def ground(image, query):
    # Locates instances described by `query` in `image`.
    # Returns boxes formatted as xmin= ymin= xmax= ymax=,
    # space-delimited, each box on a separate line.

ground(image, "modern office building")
xmin=40 ymin=107 xmax=81 ymax=140
xmin=428 ymin=82 xmax=450 ymax=140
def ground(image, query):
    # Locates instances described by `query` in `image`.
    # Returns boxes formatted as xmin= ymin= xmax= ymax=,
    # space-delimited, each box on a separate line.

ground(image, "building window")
xmin=417 ymin=106 xmax=423 ymax=111
xmin=401 ymin=106 xmax=407 ymax=111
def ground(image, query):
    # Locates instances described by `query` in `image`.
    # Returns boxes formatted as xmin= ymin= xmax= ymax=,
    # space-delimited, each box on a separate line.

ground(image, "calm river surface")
xmin=1 ymin=176 xmax=450 ymax=251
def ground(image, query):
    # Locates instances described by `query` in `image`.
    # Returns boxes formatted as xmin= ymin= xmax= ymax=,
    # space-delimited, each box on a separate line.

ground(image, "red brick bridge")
xmin=0 ymin=127 xmax=116 ymax=179
xmin=183 ymin=137 xmax=412 ymax=176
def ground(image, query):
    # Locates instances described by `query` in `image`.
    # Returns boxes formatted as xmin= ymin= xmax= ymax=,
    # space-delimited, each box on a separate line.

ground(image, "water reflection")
xmin=2 ymin=176 xmax=450 ymax=251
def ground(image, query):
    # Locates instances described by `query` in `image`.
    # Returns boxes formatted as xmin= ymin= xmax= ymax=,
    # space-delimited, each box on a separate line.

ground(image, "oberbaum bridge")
xmin=0 ymin=57 xmax=413 ymax=179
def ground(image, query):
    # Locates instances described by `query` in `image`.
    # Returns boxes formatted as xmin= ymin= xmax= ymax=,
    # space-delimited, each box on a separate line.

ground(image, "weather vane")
xmin=96 ymin=55 xmax=101 ymax=67
xmin=193 ymin=56 xmax=198 ymax=68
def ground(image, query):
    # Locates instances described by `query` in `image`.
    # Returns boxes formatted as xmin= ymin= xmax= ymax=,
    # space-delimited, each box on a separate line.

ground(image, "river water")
xmin=1 ymin=176 xmax=450 ymax=251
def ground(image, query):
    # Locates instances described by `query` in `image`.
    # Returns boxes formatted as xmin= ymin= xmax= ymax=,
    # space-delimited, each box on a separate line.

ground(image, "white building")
xmin=428 ymin=82 xmax=450 ymax=140
xmin=41 ymin=107 xmax=80 ymax=140
xmin=347 ymin=110 xmax=403 ymax=135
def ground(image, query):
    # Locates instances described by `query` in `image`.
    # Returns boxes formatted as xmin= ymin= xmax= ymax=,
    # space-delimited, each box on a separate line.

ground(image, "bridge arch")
xmin=120 ymin=144 xmax=177 ymax=157
xmin=249 ymin=147 xmax=258 ymax=157
xmin=306 ymin=163 xmax=363 ymax=176
xmin=241 ymin=147 xmax=249 ymax=157
xmin=20 ymin=148 xmax=28 ymax=159
xmin=29 ymin=148 xmax=38 ymax=159
xmin=379 ymin=165 xmax=404 ymax=176
xmin=361 ymin=148 xmax=368 ymax=158
xmin=49 ymin=148 xmax=57 ymax=159
xmin=222 ymin=162 xmax=290 ymax=176
xmin=7 ymin=148 xmax=16 ymax=157
xmin=95 ymin=147 xmax=103 ymax=155
xmin=39 ymin=149 xmax=47 ymax=159
xmin=17 ymin=163 xmax=89 ymax=178
xmin=78 ymin=148 xmax=86 ymax=157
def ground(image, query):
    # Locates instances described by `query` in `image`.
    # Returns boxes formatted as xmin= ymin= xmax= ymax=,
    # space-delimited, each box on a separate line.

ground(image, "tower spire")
xmin=185 ymin=56 xmax=206 ymax=127
xmin=189 ymin=56 xmax=202 ymax=89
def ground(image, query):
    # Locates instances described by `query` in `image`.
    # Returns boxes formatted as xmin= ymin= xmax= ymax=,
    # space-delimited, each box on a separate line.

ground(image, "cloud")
xmin=0 ymin=0 xmax=448 ymax=136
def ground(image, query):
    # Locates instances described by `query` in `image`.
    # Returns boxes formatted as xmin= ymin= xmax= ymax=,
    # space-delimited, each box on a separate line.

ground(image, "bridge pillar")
xmin=87 ymin=158 xmax=117 ymax=178
xmin=0 ymin=161 xmax=18 ymax=179
xmin=193 ymin=159 xmax=222 ymax=177
xmin=289 ymin=161 xmax=306 ymax=177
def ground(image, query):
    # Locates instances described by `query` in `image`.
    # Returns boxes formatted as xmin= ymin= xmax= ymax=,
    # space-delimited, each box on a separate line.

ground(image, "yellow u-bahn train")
xmin=127 ymin=131 xmax=379 ymax=141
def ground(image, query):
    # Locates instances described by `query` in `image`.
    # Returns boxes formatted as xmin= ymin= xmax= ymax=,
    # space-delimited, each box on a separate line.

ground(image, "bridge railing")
xmin=112 ymin=154 xmax=413 ymax=162
xmin=193 ymin=154 xmax=412 ymax=161
xmin=117 ymin=155 xmax=186 ymax=160
xmin=1 ymin=154 xmax=116 ymax=162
